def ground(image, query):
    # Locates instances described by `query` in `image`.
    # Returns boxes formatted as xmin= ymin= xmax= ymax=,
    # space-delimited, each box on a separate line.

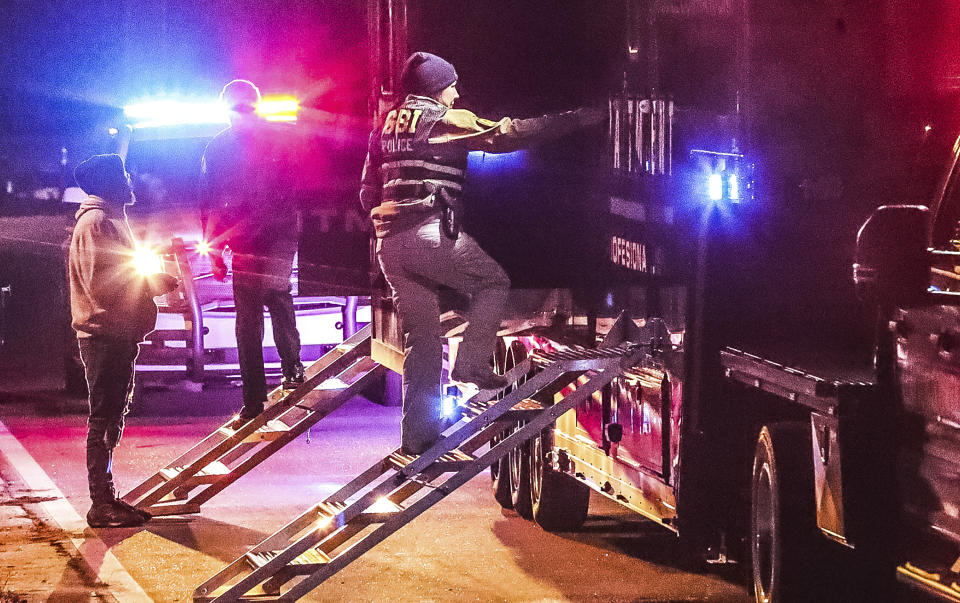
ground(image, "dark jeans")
xmin=233 ymin=272 xmax=302 ymax=417
xmin=77 ymin=336 xmax=139 ymax=504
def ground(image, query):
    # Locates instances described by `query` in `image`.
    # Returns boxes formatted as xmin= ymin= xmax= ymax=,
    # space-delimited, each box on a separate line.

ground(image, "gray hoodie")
xmin=68 ymin=196 xmax=159 ymax=340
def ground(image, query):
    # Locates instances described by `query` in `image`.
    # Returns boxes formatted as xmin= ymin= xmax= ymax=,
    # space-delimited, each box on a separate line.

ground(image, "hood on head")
xmin=73 ymin=154 xmax=130 ymax=202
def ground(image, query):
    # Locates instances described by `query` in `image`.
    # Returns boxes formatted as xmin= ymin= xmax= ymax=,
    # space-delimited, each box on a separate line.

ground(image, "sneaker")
xmin=282 ymin=363 xmax=306 ymax=389
xmin=86 ymin=501 xmax=146 ymax=528
xmin=113 ymin=499 xmax=152 ymax=523
xmin=450 ymin=367 xmax=508 ymax=390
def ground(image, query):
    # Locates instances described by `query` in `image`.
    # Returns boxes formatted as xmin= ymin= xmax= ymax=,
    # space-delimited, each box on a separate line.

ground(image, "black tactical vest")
xmin=378 ymin=97 xmax=468 ymax=208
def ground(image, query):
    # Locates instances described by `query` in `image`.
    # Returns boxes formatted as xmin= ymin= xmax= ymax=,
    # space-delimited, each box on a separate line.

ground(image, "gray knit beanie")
xmin=400 ymin=52 xmax=458 ymax=96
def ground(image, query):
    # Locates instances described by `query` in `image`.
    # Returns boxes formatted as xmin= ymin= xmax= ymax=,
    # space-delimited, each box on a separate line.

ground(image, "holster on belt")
xmin=424 ymin=181 xmax=460 ymax=240
xmin=437 ymin=188 xmax=460 ymax=240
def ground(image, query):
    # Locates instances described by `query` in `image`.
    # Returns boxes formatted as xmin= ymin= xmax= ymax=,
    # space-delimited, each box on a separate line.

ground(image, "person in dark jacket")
xmin=202 ymin=79 xmax=305 ymax=430
xmin=360 ymin=52 xmax=605 ymax=454
xmin=69 ymin=153 xmax=178 ymax=527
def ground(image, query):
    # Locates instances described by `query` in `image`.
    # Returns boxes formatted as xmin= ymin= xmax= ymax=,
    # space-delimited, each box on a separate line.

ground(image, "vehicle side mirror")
xmin=853 ymin=205 xmax=930 ymax=307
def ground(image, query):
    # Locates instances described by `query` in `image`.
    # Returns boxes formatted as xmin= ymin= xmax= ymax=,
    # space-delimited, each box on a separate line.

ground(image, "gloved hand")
xmin=211 ymin=254 xmax=228 ymax=282
xmin=146 ymin=272 xmax=180 ymax=296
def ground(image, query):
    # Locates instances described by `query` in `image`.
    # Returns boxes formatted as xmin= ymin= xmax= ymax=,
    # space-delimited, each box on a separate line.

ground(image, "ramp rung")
xmin=145 ymin=501 xmax=201 ymax=516
xmin=359 ymin=497 xmax=404 ymax=524
xmin=314 ymin=377 xmax=349 ymax=391
xmin=246 ymin=548 xmax=331 ymax=570
xmin=218 ymin=419 xmax=291 ymax=443
xmin=532 ymin=343 xmax=633 ymax=364
xmin=386 ymin=449 xmax=474 ymax=472
xmin=465 ymin=396 xmax=543 ymax=417
xmin=159 ymin=460 xmax=230 ymax=484
xmin=313 ymin=501 xmax=348 ymax=520
xmin=198 ymin=584 xmax=275 ymax=602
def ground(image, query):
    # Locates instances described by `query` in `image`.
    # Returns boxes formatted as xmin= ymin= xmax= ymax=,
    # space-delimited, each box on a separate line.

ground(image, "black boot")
xmin=86 ymin=501 xmax=146 ymax=528
xmin=282 ymin=362 xmax=305 ymax=389
xmin=113 ymin=498 xmax=152 ymax=522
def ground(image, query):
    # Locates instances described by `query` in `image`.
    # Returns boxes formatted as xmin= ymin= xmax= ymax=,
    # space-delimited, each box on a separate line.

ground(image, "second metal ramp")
xmin=193 ymin=344 xmax=637 ymax=601
xmin=122 ymin=325 xmax=381 ymax=516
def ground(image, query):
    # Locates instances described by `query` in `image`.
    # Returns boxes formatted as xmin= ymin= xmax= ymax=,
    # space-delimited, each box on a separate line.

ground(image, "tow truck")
xmin=124 ymin=1 xmax=960 ymax=600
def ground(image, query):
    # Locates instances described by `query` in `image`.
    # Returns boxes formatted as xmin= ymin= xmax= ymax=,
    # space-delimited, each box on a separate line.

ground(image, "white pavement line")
xmin=0 ymin=418 xmax=153 ymax=602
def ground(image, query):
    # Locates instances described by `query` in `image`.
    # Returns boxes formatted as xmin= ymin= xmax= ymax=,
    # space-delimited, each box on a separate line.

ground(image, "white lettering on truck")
xmin=610 ymin=236 xmax=648 ymax=273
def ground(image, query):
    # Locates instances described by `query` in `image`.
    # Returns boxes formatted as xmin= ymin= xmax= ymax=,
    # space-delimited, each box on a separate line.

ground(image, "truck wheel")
xmin=490 ymin=431 xmax=513 ymax=510
xmin=489 ymin=338 xmax=513 ymax=509
xmin=509 ymin=430 xmax=533 ymax=518
xmin=529 ymin=426 xmax=590 ymax=531
xmin=506 ymin=341 xmax=533 ymax=518
xmin=751 ymin=423 xmax=827 ymax=603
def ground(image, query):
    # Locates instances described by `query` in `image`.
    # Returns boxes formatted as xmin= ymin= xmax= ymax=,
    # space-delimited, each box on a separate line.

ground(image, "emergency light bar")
xmin=124 ymin=95 xmax=299 ymax=129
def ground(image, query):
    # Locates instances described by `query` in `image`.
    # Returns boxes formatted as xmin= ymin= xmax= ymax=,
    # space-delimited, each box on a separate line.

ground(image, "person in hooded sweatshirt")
xmin=68 ymin=153 xmax=179 ymax=528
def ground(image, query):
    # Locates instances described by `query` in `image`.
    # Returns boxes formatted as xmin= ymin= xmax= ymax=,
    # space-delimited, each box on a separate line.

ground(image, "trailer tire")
xmin=509 ymin=433 xmax=533 ymax=518
xmin=751 ymin=423 xmax=829 ymax=603
xmin=506 ymin=341 xmax=534 ymax=518
xmin=490 ymin=432 xmax=513 ymax=510
xmin=530 ymin=426 xmax=590 ymax=532
xmin=489 ymin=338 xmax=513 ymax=510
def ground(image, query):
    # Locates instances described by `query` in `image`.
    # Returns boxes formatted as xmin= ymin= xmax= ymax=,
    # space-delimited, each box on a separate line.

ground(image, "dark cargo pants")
xmin=232 ymin=249 xmax=302 ymax=418
xmin=378 ymin=215 xmax=510 ymax=453
xmin=77 ymin=336 xmax=139 ymax=504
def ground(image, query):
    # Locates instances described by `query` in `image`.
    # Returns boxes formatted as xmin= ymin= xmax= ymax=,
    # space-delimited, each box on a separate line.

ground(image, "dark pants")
xmin=378 ymin=216 xmax=510 ymax=453
xmin=233 ymin=270 xmax=301 ymax=417
xmin=77 ymin=336 xmax=139 ymax=504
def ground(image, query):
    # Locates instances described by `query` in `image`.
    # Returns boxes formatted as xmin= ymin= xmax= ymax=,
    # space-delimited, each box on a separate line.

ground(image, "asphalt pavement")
xmin=0 ymin=383 xmax=752 ymax=602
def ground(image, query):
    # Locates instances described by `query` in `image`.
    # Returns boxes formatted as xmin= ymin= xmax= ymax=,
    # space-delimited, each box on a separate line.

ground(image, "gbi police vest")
xmin=377 ymin=97 xmax=468 ymax=235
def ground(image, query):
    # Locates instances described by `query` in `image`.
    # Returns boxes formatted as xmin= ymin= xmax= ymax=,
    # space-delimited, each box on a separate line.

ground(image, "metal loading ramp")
xmin=122 ymin=325 xmax=381 ymax=516
xmin=193 ymin=343 xmax=640 ymax=602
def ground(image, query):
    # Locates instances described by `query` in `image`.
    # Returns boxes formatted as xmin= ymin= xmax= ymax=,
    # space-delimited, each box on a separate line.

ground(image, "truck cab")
xmin=858 ymin=137 xmax=960 ymax=599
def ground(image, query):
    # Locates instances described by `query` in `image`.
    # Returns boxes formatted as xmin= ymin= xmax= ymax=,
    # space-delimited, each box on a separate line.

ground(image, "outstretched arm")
xmin=428 ymin=107 xmax=606 ymax=153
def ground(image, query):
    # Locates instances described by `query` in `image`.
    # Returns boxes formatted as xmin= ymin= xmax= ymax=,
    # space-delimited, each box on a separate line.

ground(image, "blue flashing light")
xmin=441 ymin=393 xmax=459 ymax=418
xmin=690 ymin=148 xmax=749 ymax=204
xmin=441 ymin=382 xmax=465 ymax=419
xmin=708 ymin=173 xmax=723 ymax=201
xmin=467 ymin=150 xmax=529 ymax=175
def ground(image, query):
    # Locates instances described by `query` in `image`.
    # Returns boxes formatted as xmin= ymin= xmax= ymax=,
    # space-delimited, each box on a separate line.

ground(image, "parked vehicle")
xmin=365 ymin=1 xmax=960 ymax=600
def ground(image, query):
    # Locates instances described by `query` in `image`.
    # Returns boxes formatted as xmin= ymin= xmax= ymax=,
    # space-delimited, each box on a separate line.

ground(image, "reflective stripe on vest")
xmin=381 ymin=159 xmax=464 ymax=178
xmin=379 ymin=98 xmax=467 ymax=205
